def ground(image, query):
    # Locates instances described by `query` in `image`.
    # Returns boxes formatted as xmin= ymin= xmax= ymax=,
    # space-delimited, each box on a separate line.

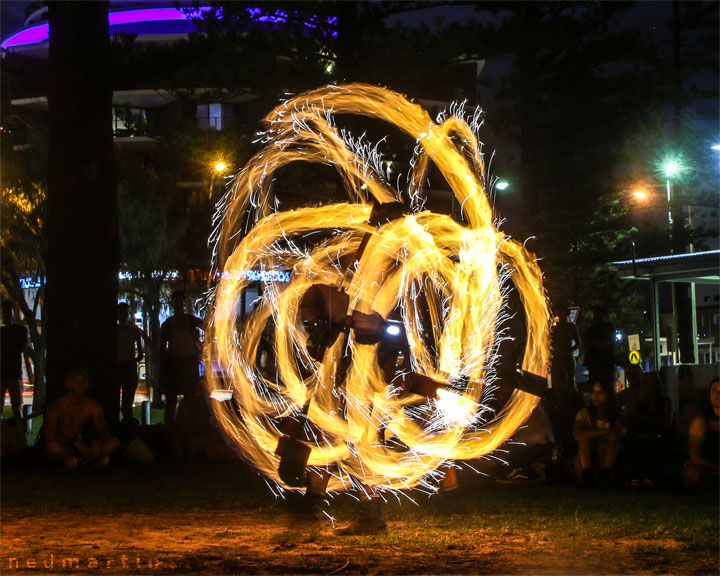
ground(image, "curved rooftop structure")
xmin=1 ymin=3 xmax=336 ymax=51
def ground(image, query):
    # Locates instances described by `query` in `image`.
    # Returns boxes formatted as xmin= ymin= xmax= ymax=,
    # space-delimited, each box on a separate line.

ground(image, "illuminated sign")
xmin=219 ymin=269 xmax=291 ymax=283
xmin=19 ymin=277 xmax=43 ymax=289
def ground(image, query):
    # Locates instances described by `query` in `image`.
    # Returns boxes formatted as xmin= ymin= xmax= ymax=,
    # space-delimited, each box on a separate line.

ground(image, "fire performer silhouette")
xmin=204 ymin=84 xmax=552 ymax=527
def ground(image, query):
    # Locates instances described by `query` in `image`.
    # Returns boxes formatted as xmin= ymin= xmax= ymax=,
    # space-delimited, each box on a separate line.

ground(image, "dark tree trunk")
xmin=45 ymin=2 xmax=120 ymax=427
xmin=335 ymin=1 xmax=359 ymax=82
xmin=516 ymin=4 xmax=540 ymax=226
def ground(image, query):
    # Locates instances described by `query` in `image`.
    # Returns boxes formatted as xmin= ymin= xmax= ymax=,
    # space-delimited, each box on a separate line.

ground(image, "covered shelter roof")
xmin=611 ymin=249 xmax=719 ymax=371
xmin=611 ymin=250 xmax=720 ymax=284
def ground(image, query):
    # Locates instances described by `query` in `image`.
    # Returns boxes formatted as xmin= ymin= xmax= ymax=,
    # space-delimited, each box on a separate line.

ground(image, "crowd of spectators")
xmin=1 ymin=296 xmax=717 ymax=495
xmin=499 ymin=304 xmax=718 ymax=492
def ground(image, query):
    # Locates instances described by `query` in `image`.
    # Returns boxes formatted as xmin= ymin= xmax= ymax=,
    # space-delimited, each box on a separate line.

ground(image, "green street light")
xmin=496 ymin=179 xmax=510 ymax=191
xmin=660 ymin=157 xmax=686 ymax=247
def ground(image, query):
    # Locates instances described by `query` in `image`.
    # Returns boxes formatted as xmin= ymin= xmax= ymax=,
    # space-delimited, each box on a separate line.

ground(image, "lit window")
xmin=112 ymin=107 xmax=146 ymax=136
xmin=196 ymin=103 xmax=233 ymax=131
xmin=713 ymin=314 xmax=720 ymax=325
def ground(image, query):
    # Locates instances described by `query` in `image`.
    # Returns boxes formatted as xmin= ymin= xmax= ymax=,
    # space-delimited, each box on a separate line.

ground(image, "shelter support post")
xmin=651 ymin=277 xmax=661 ymax=372
xmin=690 ymin=282 xmax=698 ymax=362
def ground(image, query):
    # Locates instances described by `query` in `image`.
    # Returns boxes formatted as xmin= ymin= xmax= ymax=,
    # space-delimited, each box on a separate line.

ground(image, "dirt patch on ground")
xmin=2 ymin=509 xmax=717 ymax=575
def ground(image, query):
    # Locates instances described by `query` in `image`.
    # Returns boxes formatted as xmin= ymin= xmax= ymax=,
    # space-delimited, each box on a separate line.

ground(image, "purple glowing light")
xmin=109 ymin=8 xmax=196 ymax=26
xmin=1 ymin=24 xmax=49 ymax=48
xmin=1 ymin=6 xmax=336 ymax=50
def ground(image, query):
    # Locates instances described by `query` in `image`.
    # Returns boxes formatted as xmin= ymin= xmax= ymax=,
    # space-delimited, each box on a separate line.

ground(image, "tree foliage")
xmin=0 ymin=107 xmax=50 ymax=410
xmin=1 ymin=180 xmax=48 ymax=409
xmin=442 ymin=3 xmax=665 ymax=335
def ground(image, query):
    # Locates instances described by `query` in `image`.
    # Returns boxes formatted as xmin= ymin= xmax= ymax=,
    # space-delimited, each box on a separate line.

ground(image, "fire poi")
xmin=204 ymin=83 xmax=551 ymax=496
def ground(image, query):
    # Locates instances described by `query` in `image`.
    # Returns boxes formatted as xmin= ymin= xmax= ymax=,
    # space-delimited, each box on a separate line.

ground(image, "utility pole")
xmin=670 ymin=0 xmax=697 ymax=365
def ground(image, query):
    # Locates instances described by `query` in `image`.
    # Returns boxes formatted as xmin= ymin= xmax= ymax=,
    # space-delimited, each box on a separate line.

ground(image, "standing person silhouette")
xmin=550 ymin=304 xmax=581 ymax=390
xmin=1 ymin=301 xmax=29 ymax=421
xmin=582 ymin=306 xmax=616 ymax=390
xmin=159 ymin=292 xmax=204 ymax=424
xmin=117 ymin=302 xmax=144 ymax=421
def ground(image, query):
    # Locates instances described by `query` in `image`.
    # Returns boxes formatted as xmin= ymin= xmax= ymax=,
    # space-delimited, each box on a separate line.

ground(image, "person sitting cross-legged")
xmin=44 ymin=369 xmax=120 ymax=469
xmin=573 ymin=380 xmax=625 ymax=487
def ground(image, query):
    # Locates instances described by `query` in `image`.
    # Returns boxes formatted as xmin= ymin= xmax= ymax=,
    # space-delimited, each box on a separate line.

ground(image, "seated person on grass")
xmin=45 ymin=369 xmax=120 ymax=468
xmin=573 ymin=379 xmax=625 ymax=487
xmin=683 ymin=378 xmax=719 ymax=490
xmin=624 ymin=371 xmax=674 ymax=486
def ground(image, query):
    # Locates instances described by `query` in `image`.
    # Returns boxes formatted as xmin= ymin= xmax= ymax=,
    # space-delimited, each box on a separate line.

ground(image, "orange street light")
xmin=628 ymin=184 xmax=652 ymax=202
xmin=210 ymin=160 xmax=230 ymax=197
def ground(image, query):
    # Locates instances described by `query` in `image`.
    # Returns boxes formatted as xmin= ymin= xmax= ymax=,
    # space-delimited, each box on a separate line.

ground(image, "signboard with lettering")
xmin=628 ymin=334 xmax=640 ymax=352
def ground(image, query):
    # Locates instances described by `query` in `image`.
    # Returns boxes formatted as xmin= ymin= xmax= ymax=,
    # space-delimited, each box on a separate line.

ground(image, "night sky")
xmin=1 ymin=0 xmax=27 ymax=42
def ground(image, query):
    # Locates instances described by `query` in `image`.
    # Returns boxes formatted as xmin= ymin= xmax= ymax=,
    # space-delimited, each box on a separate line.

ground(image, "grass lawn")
xmin=2 ymin=456 xmax=718 ymax=575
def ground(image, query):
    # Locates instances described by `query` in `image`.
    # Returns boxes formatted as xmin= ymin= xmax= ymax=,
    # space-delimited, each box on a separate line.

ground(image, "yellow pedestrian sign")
xmin=629 ymin=350 xmax=642 ymax=365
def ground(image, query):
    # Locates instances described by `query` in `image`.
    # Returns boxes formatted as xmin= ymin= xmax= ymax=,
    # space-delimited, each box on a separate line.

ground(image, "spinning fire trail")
xmin=204 ymin=83 xmax=551 ymax=495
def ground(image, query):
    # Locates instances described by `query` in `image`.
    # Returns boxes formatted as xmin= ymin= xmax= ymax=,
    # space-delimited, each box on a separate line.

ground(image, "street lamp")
xmin=662 ymin=158 xmax=683 ymax=234
xmin=664 ymin=160 xmax=679 ymax=178
xmin=496 ymin=179 xmax=510 ymax=191
xmin=209 ymin=160 xmax=230 ymax=197
xmin=660 ymin=156 xmax=699 ymax=364
xmin=630 ymin=185 xmax=649 ymax=201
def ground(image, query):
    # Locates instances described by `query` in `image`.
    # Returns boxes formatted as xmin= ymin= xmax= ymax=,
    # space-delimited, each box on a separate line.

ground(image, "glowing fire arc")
xmin=204 ymin=83 xmax=551 ymax=494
